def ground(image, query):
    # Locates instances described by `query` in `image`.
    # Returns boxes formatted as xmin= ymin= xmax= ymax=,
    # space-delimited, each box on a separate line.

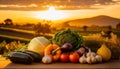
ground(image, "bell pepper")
xmin=44 ymin=44 xmax=61 ymax=62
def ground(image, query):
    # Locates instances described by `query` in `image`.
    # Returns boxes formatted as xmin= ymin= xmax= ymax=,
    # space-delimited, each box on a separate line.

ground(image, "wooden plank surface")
xmin=0 ymin=56 xmax=11 ymax=68
xmin=5 ymin=60 xmax=120 ymax=69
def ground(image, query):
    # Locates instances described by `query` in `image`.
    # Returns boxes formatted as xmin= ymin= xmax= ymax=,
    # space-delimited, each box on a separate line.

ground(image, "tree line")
xmin=0 ymin=18 xmax=120 ymax=35
xmin=0 ymin=18 xmax=51 ymax=36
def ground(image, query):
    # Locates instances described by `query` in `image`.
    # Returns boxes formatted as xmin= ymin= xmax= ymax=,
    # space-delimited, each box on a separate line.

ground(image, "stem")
xmin=52 ymin=47 xmax=60 ymax=55
xmin=88 ymin=48 xmax=91 ymax=53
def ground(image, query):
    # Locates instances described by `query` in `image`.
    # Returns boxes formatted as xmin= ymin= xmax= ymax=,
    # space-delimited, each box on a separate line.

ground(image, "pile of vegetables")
xmin=5 ymin=28 xmax=113 ymax=64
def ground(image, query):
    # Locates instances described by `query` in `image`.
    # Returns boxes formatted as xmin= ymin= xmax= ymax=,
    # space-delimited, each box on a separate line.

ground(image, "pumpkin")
xmin=44 ymin=44 xmax=61 ymax=62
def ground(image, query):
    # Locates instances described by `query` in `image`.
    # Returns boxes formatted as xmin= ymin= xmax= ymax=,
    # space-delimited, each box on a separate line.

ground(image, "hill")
xmin=65 ymin=15 xmax=120 ymax=28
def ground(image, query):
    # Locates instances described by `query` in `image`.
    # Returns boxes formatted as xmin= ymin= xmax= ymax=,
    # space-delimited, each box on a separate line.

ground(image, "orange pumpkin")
xmin=44 ymin=44 xmax=61 ymax=62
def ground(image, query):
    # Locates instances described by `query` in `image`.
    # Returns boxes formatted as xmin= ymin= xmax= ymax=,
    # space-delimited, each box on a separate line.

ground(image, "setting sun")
xmin=33 ymin=6 xmax=66 ymax=21
xmin=48 ymin=6 xmax=55 ymax=12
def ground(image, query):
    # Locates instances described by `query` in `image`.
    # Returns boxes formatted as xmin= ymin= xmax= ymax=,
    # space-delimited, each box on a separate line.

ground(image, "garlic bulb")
xmin=86 ymin=55 xmax=97 ymax=64
xmin=86 ymin=56 xmax=92 ymax=64
xmin=79 ymin=54 xmax=86 ymax=64
xmin=86 ymin=48 xmax=96 ymax=57
xmin=42 ymin=55 xmax=52 ymax=64
xmin=91 ymin=55 xmax=97 ymax=63
xmin=95 ymin=55 xmax=102 ymax=62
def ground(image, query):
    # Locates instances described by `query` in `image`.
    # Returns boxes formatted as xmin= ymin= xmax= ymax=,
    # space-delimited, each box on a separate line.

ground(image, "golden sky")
xmin=0 ymin=0 xmax=120 ymax=24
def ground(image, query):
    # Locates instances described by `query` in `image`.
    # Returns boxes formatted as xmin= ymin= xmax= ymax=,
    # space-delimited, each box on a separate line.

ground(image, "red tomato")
xmin=60 ymin=53 xmax=69 ymax=63
xmin=69 ymin=52 xmax=80 ymax=63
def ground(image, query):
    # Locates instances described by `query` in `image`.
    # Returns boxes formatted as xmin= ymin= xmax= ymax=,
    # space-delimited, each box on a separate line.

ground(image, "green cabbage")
xmin=52 ymin=28 xmax=83 ymax=50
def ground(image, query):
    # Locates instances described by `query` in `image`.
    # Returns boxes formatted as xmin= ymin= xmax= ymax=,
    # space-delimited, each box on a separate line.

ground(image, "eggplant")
xmin=22 ymin=50 xmax=42 ymax=62
xmin=76 ymin=45 xmax=89 ymax=56
xmin=8 ymin=52 xmax=33 ymax=64
xmin=61 ymin=43 xmax=73 ymax=52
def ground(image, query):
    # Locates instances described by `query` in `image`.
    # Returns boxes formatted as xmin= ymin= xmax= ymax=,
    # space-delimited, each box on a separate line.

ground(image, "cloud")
xmin=0 ymin=4 xmax=37 ymax=8
xmin=0 ymin=0 xmax=119 ymax=10
xmin=0 ymin=0 xmax=44 ymax=5
xmin=0 ymin=4 xmax=39 ymax=11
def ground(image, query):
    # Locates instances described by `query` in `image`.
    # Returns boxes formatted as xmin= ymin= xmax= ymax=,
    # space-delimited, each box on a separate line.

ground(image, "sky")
xmin=0 ymin=0 xmax=120 ymax=24
xmin=0 ymin=0 xmax=120 ymax=10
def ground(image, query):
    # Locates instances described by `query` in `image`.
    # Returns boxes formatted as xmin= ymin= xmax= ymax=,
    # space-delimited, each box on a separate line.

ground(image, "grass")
xmin=79 ymin=31 xmax=120 ymax=38
xmin=83 ymin=33 xmax=120 ymax=60
xmin=114 ymin=31 xmax=120 ymax=38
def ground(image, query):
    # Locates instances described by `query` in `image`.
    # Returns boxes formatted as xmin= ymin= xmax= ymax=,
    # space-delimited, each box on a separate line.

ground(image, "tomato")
xmin=60 ymin=53 xmax=69 ymax=63
xmin=69 ymin=52 xmax=80 ymax=63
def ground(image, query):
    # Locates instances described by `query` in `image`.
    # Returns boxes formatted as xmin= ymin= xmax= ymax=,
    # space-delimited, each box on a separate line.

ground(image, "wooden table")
xmin=3 ymin=60 xmax=120 ymax=69
xmin=0 ymin=56 xmax=11 ymax=68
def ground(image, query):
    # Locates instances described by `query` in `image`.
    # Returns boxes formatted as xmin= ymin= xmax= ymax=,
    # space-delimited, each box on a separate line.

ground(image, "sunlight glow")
xmin=34 ymin=6 xmax=66 ymax=20
xmin=48 ymin=6 xmax=55 ymax=11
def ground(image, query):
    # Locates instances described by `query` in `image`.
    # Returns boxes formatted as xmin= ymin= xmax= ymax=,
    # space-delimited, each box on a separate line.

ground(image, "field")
xmin=0 ymin=24 xmax=120 ymax=59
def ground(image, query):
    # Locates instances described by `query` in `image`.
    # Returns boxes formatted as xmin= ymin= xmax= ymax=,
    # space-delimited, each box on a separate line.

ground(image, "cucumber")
xmin=8 ymin=52 xmax=33 ymax=64
xmin=22 ymin=50 xmax=42 ymax=62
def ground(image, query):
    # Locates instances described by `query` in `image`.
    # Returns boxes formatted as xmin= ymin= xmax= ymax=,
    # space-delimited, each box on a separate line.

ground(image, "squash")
xmin=44 ymin=44 xmax=61 ymax=62
xmin=97 ymin=44 xmax=111 ymax=61
xmin=8 ymin=52 xmax=33 ymax=64
xmin=22 ymin=50 xmax=42 ymax=62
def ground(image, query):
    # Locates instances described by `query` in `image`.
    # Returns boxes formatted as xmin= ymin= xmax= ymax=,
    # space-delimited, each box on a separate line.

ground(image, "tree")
xmin=82 ymin=25 xmax=88 ymax=31
xmin=4 ymin=18 xmax=13 ymax=25
xmin=116 ymin=22 xmax=120 ymax=30
xmin=108 ymin=25 xmax=112 ymax=31
xmin=33 ymin=23 xmax=51 ymax=36
xmin=43 ymin=24 xmax=51 ymax=34
xmin=33 ymin=23 xmax=43 ymax=36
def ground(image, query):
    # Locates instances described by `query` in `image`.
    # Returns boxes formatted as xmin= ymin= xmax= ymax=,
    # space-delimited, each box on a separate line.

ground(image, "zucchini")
xmin=22 ymin=50 xmax=42 ymax=62
xmin=8 ymin=52 xmax=33 ymax=64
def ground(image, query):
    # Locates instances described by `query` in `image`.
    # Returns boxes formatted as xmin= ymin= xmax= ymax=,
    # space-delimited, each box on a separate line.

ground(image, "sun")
xmin=33 ymin=6 xmax=66 ymax=21
xmin=48 ymin=6 xmax=55 ymax=11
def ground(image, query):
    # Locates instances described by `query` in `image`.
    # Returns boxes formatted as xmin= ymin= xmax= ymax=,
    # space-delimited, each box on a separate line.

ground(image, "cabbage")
xmin=28 ymin=37 xmax=50 ymax=57
xmin=52 ymin=28 xmax=83 ymax=50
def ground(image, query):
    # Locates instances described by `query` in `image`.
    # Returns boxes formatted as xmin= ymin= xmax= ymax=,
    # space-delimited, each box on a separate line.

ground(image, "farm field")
xmin=0 ymin=24 xmax=120 ymax=60
xmin=0 ymin=25 xmax=120 ymax=42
